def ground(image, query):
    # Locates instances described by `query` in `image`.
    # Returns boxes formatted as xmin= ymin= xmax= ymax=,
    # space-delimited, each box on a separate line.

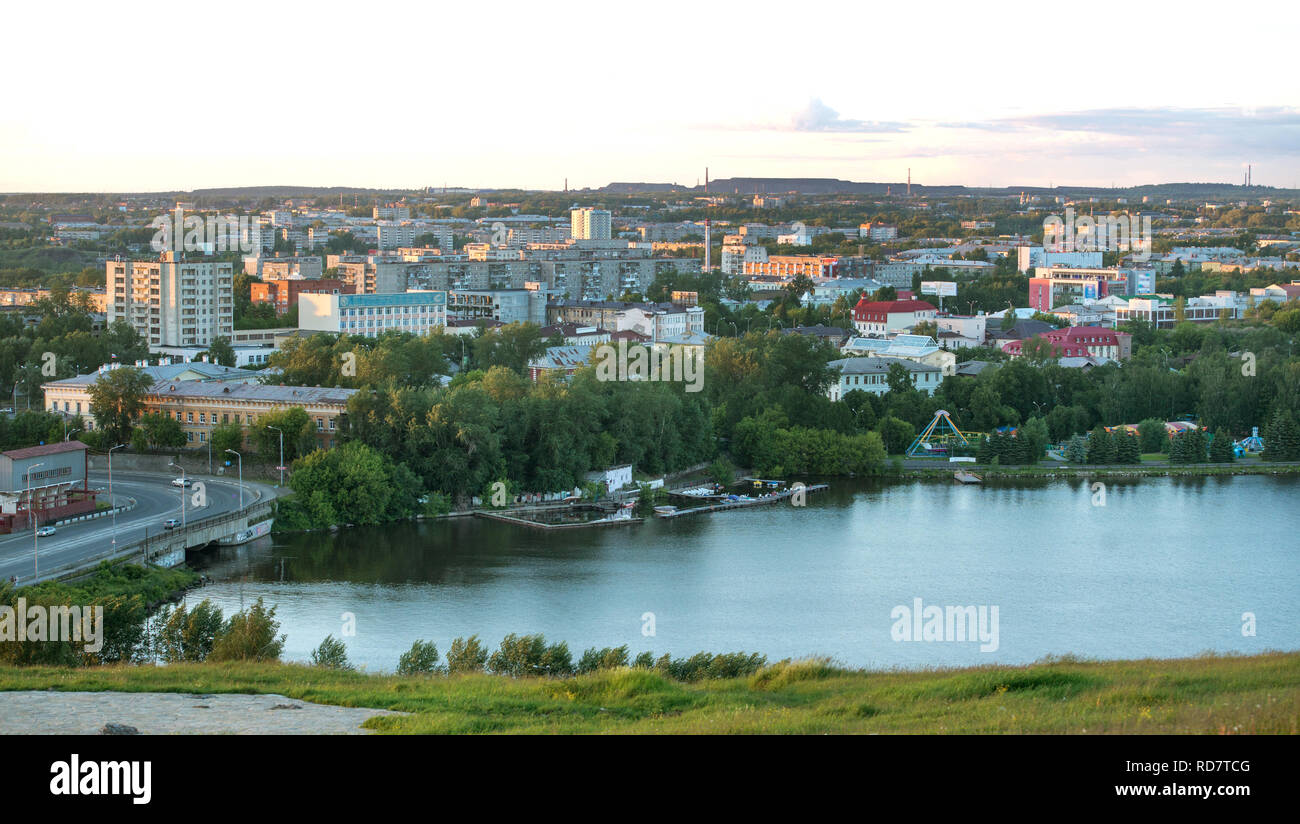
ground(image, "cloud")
xmin=939 ymin=106 xmax=1300 ymax=156
xmin=790 ymin=98 xmax=912 ymax=133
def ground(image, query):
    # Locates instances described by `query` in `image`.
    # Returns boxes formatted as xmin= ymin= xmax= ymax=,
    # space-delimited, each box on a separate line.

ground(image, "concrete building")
xmin=1115 ymin=293 xmax=1244 ymax=328
xmin=570 ymin=208 xmax=612 ymax=241
xmin=250 ymin=278 xmax=349 ymax=314
xmin=742 ymin=255 xmax=840 ymax=279
xmin=0 ymin=441 xmax=96 ymax=532
xmin=447 ymin=289 xmax=546 ymax=325
xmin=298 ymin=291 xmax=447 ymax=338
xmin=1028 ymin=267 xmax=1130 ymax=312
xmin=106 ymin=253 xmax=234 ymax=347
xmin=243 ymin=255 xmax=323 ymax=280
xmin=839 ymin=334 xmax=957 ymax=376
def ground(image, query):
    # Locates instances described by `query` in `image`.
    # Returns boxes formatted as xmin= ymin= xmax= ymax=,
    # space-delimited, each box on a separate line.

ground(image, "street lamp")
xmin=64 ymin=428 xmax=80 ymax=442
xmin=28 ymin=462 xmax=44 ymax=580
xmin=168 ymin=462 xmax=186 ymax=529
xmin=109 ymin=443 xmax=126 ymax=549
xmin=225 ymin=449 xmax=243 ymax=510
xmin=266 ymin=426 xmax=284 ymax=487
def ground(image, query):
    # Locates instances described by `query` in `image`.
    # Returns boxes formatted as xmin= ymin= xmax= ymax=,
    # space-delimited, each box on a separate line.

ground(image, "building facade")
xmin=298 ymin=290 xmax=447 ymax=338
xmin=106 ymin=253 xmax=234 ymax=347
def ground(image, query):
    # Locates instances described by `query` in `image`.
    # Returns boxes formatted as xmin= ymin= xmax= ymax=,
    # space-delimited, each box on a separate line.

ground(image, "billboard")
xmin=920 ymin=281 xmax=957 ymax=297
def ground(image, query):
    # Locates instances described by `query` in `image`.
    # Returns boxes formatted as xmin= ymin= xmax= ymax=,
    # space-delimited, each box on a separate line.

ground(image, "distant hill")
xmin=597 ymin=178 xmax=1300 ymax=199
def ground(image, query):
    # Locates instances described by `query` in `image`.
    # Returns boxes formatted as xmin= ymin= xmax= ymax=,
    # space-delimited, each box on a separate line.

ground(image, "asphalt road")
xmin=0 ymin=470 xmax=266 ymax=585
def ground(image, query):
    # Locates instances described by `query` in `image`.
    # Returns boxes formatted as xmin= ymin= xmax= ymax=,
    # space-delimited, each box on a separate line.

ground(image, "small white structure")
xmin=585 ymin=464 xmax=634 ymax=493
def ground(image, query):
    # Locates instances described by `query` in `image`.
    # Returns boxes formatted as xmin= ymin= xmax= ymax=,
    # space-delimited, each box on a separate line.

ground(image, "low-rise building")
xmin=0 ymin=441 xmax=96 ymax=532
xmin=298 ymin=291 xmax=447 ymax=338
xmin=1001 ymin=326 xmax=1131 ymax=360
xmin=826 ymin=357 xmax=942 ymax=400
xmin=851 ymin=299 xmax=937 ymax=336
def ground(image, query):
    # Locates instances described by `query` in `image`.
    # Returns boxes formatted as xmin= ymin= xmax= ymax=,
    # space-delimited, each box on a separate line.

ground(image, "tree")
xmin=86 ymin=366 xmax=153 ymax=446
xmin=310 ymin=635 xmax=353 ymax=670
xmin=445 ymin=635 xmax=489 ymax=674
xmin=1114 ymin=432 xmax=1141 ymax=464
xmin=255 ymin=407 xmax=314 ymax=465
xmin=1208 ymin=431 xmax=1235 ymax=463
xmin=138 ymin=412 xmax=186 ymax=449
xmin=1137 ymin=418 xmax=1167 ymax=454
xmin=1086 ymin=427 xmax=1116 ymax=464
xmin=1263 ymin=409 xmax=1300 ymax=461
xmin=209 ymin=598 xmax=285 ymax=662
xmin=206 ymin=337 xmax=237 ymax=368
xmin=1064 ymin=434 xmax=1088 ymax=463
xmin=875 ymin=415 xmax=915 ymax=455
xmin=397 ymin=640 xmax=441 ymax=675
xmin=1019 ymin=416 xmax=1049 ymax=464
xmin=210 ymin=422 xmax=245 ymax=456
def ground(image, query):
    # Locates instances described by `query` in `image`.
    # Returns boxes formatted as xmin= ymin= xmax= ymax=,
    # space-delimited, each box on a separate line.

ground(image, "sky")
xmin=3 ymin=0 xmax=1298 ymax=193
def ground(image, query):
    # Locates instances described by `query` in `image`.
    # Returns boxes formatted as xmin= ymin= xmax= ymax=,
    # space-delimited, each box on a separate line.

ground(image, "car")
xmin=162 ymin=518 xmax=181 ymax=530
xmin=171 ymin=478 xmax=192 ymax=488
xmin=35 ymin=526 xmax=56 ymax=537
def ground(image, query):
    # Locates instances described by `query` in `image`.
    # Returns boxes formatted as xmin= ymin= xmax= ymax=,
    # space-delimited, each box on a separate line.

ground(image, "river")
xmin=185 ymin=474 xmax=1300 ymax=672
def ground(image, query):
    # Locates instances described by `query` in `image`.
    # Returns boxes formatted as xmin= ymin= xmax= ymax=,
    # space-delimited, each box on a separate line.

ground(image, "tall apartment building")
xmin=570 ymin=208 xmax=612 ymax=241
xmin=373 ymin=205 xmax=411 ymax=221
xmin=106 ymin=253 xmax=234 ymax=347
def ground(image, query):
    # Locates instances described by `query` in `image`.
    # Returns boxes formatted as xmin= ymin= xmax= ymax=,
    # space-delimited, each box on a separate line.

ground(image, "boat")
xmin=953 ymin=471 xmax=983 ymax=485
xmin=217 ymin=518 xmax=274 ymax=546
xmin=653 ymin=505 xmax=678 ymax=517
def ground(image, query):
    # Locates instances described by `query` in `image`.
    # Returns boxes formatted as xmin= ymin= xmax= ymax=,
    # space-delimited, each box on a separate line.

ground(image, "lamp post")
xmin=28 ymin=462 xmax=43 ymax=580
xmin=266 ymin=426 xmax=284 ymax=487
xmin=109 ymin=443 xmax=126 ymax=549
xmin=226 ymin=449 xmax=243 ymax=510
xmin=169 ymin=462 xmax=186 ymax=529
xmin=64 ymin=428 xmax=80 ymax=442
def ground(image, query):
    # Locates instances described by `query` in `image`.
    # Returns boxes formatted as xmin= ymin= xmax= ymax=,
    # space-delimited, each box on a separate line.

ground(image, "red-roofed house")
xmin=1001 ymin=326 xmax=1132 ymax=360
xmin=852 ymin=299 xmax=937 ymax=335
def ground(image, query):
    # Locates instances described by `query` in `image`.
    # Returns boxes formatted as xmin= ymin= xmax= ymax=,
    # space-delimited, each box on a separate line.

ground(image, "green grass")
xmin=1 ymin=651 xmax=1296 ymax=733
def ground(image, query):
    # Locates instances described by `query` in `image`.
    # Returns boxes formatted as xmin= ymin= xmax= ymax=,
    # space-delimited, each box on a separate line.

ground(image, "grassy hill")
xmin=1 ymin=651 xmax=1295 ymax=733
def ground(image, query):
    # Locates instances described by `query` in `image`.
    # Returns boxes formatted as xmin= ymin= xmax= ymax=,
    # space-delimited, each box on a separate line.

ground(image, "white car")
xmin=36 ymin=526 xmax=56 ymax=537
xmin=171 ymin=477 xmax=192 ymax=488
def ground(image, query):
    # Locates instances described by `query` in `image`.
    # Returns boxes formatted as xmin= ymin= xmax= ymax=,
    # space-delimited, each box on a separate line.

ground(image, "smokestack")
xmin=704 ymin=219 xmax=711 ymax=272
xmin=705 ymin=167 xmax=709 ymax=194
xmin=907 ymin=168 xmax=912 ymax=198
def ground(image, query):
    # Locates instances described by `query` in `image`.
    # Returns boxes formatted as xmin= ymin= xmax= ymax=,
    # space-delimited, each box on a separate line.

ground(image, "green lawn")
xmin=2 ymin=652 xmax=1296 ymax=734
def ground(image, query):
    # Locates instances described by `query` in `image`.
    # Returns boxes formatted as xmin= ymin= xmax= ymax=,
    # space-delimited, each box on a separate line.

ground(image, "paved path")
xmin=0 ymin=691 xmax=402 ymax=734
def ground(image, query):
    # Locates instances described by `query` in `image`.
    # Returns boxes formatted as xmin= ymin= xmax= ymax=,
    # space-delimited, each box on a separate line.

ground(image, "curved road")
xmin=0 ymin=471 xmax=275 ymax=584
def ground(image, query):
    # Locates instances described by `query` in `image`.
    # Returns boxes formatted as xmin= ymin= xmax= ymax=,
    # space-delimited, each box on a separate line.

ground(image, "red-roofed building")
xmin=1001 ymin=326 xmax=1132 ymax=360
xmin=852 ymin=298 xmax=937 ymax=335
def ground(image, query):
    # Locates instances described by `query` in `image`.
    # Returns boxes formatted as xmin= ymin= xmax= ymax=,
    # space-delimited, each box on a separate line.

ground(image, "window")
xmin=187 ymin=413 xmax=194 ymax=423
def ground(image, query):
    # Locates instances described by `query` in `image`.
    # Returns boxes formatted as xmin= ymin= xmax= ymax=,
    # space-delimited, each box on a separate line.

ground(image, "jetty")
xmin=656 ymin=483 xmax=828 ymax=518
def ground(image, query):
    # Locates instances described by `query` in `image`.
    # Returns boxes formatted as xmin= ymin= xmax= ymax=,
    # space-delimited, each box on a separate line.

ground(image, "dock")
xmin=953 ymin=471 xmax=983 ymax=485
xmin=656 ymin=483 xmax=828 ymax=518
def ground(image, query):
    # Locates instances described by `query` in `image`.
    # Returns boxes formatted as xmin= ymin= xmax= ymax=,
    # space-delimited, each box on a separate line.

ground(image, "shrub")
xmin=577 ymin=645 xmax=630 ymax=674
xmin=445 ymin=635 xmax=489 ymax=674
xmin=397 ymin=640 xmax=441 ymax=675
xmin=310 ymin=634 xmax=352 ymax=670
xmin=487 ymin=633 xmax=573 ymax=677
xmin=209 ymin=598 xmax=285 ymax=662
xmin=156 ymin=599 xmax=224 ymax=663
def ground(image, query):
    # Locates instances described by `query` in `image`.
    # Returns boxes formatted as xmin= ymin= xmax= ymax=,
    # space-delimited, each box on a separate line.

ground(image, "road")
xmin=0 ymin=470 xmax=273 ymax=585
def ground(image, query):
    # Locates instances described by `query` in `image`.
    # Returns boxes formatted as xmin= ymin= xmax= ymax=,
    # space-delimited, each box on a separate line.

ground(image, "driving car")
xmin=171 ymin=477 xmax=191 ymax=488
xmin=163 ymin=518 xmax=181 ymax=530
xmin=36 ymin=526 xmax=56 ymax=537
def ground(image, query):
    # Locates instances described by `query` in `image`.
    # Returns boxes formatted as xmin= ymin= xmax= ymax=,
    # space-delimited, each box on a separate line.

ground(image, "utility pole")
xmin=267 ymin=426 xmax=284 ymax=487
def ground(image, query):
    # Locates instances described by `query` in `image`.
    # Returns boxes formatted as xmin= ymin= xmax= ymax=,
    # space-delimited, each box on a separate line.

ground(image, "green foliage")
xmin=1114 ymin=432 xmax=1142 ymax=464
xmin=310 ymin=634 xmax=353 ymax=670
xmin=1138 ymin=418 xmax=1168 ymax=453
xmin=633 ymin=482 xmax=663 ymax=518
xmin=874 ymin=415 xmax=915 ymax=455
xmin=211 ymin=422 xmax=245 ymax=456
xmin=138 ymin=412 xmax=186 ymax=449
xmin=706 ymin=457 xmax=735 ymax=486
xmin=397 ymin=640 xmax=441 ymax=675
xmin=1262 ymin=409 xmax=1300 ymax=461
xmin=1208 ymin=431 xmax=1235 ymax=463
xmin=487 ymin=633 xmax=574 ymax=677
xmin=445 ymin=635 xmax=489 ymax=675
xmin=648 ymin=650 xmax=768 ymax=682
xmin=1086 ymin=426 xmax=1116 ymax=465
xmin=576 ymin=645 xmax=630 ymax=674
xmin=155 ymin=599 xmax=223 ymax=663
xmin=87 ymin=366 xmax=153 ymax=446
xmin=209 ymin=598 xmax=285 ymax=662
xmin=1064 ymin=434 xmax=1088 ymax=463
xmin=288 ymin=441 xmax=418 ymax=528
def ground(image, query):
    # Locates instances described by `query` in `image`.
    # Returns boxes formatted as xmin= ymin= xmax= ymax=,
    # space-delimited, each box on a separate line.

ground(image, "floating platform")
xmin=953 ymin=471 xmax=983 ymax=485
xmin=656 ymin=484 xmax=828 ymax=518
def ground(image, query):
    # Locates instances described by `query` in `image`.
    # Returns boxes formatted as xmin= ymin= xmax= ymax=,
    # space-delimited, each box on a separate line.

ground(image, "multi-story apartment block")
xmin=570 ymin=208 xmax=612 ymax=241
xmin=243 ymin=255 xmax=324 ymax=280
xmin=373 ymin=205 xmax=411 ymax=221
xmin=446 ymin=290 xmax=547 ymax=325
xmin=106 ymin=253 xmax=233 ymax=347
xmin=742 ymin=255 xmax=840 ymax=279
xmin=298 ymin=291 xmax=447 ymax=338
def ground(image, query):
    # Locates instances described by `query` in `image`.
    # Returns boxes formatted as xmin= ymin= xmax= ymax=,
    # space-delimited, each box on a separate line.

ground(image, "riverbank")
xmin=899 ymin=460 xmax=1300 ymax=480
xmin=0 ymin=650 xmax=1294 ymax=733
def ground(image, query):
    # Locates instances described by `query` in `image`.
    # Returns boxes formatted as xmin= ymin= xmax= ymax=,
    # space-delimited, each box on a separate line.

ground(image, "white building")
xmin=106 ymin=253 xmax=233 ymax=348
xmin=298 ymin=291 xmax=447 ymax=338
xmin=570 ymin=208 xmax=612 ymax=241
xmin=826 ymin=356 xmax=942 ymax=400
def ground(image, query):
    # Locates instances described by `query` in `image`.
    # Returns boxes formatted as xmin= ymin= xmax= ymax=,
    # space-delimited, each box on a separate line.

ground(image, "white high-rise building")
xmin=570 ymin=208 xmax=611 ymax=241
xmin=106 ymin=253 xmax=234 ymax=347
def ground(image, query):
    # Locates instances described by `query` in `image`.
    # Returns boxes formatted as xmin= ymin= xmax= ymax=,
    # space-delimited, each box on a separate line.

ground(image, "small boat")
xmin=653 ymin=505 xmax=678 ymax=517
xmin=953 ymin=471 xmax=983 ymax=485
xmin=217 ymin=518 xmax=274 ymax=545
